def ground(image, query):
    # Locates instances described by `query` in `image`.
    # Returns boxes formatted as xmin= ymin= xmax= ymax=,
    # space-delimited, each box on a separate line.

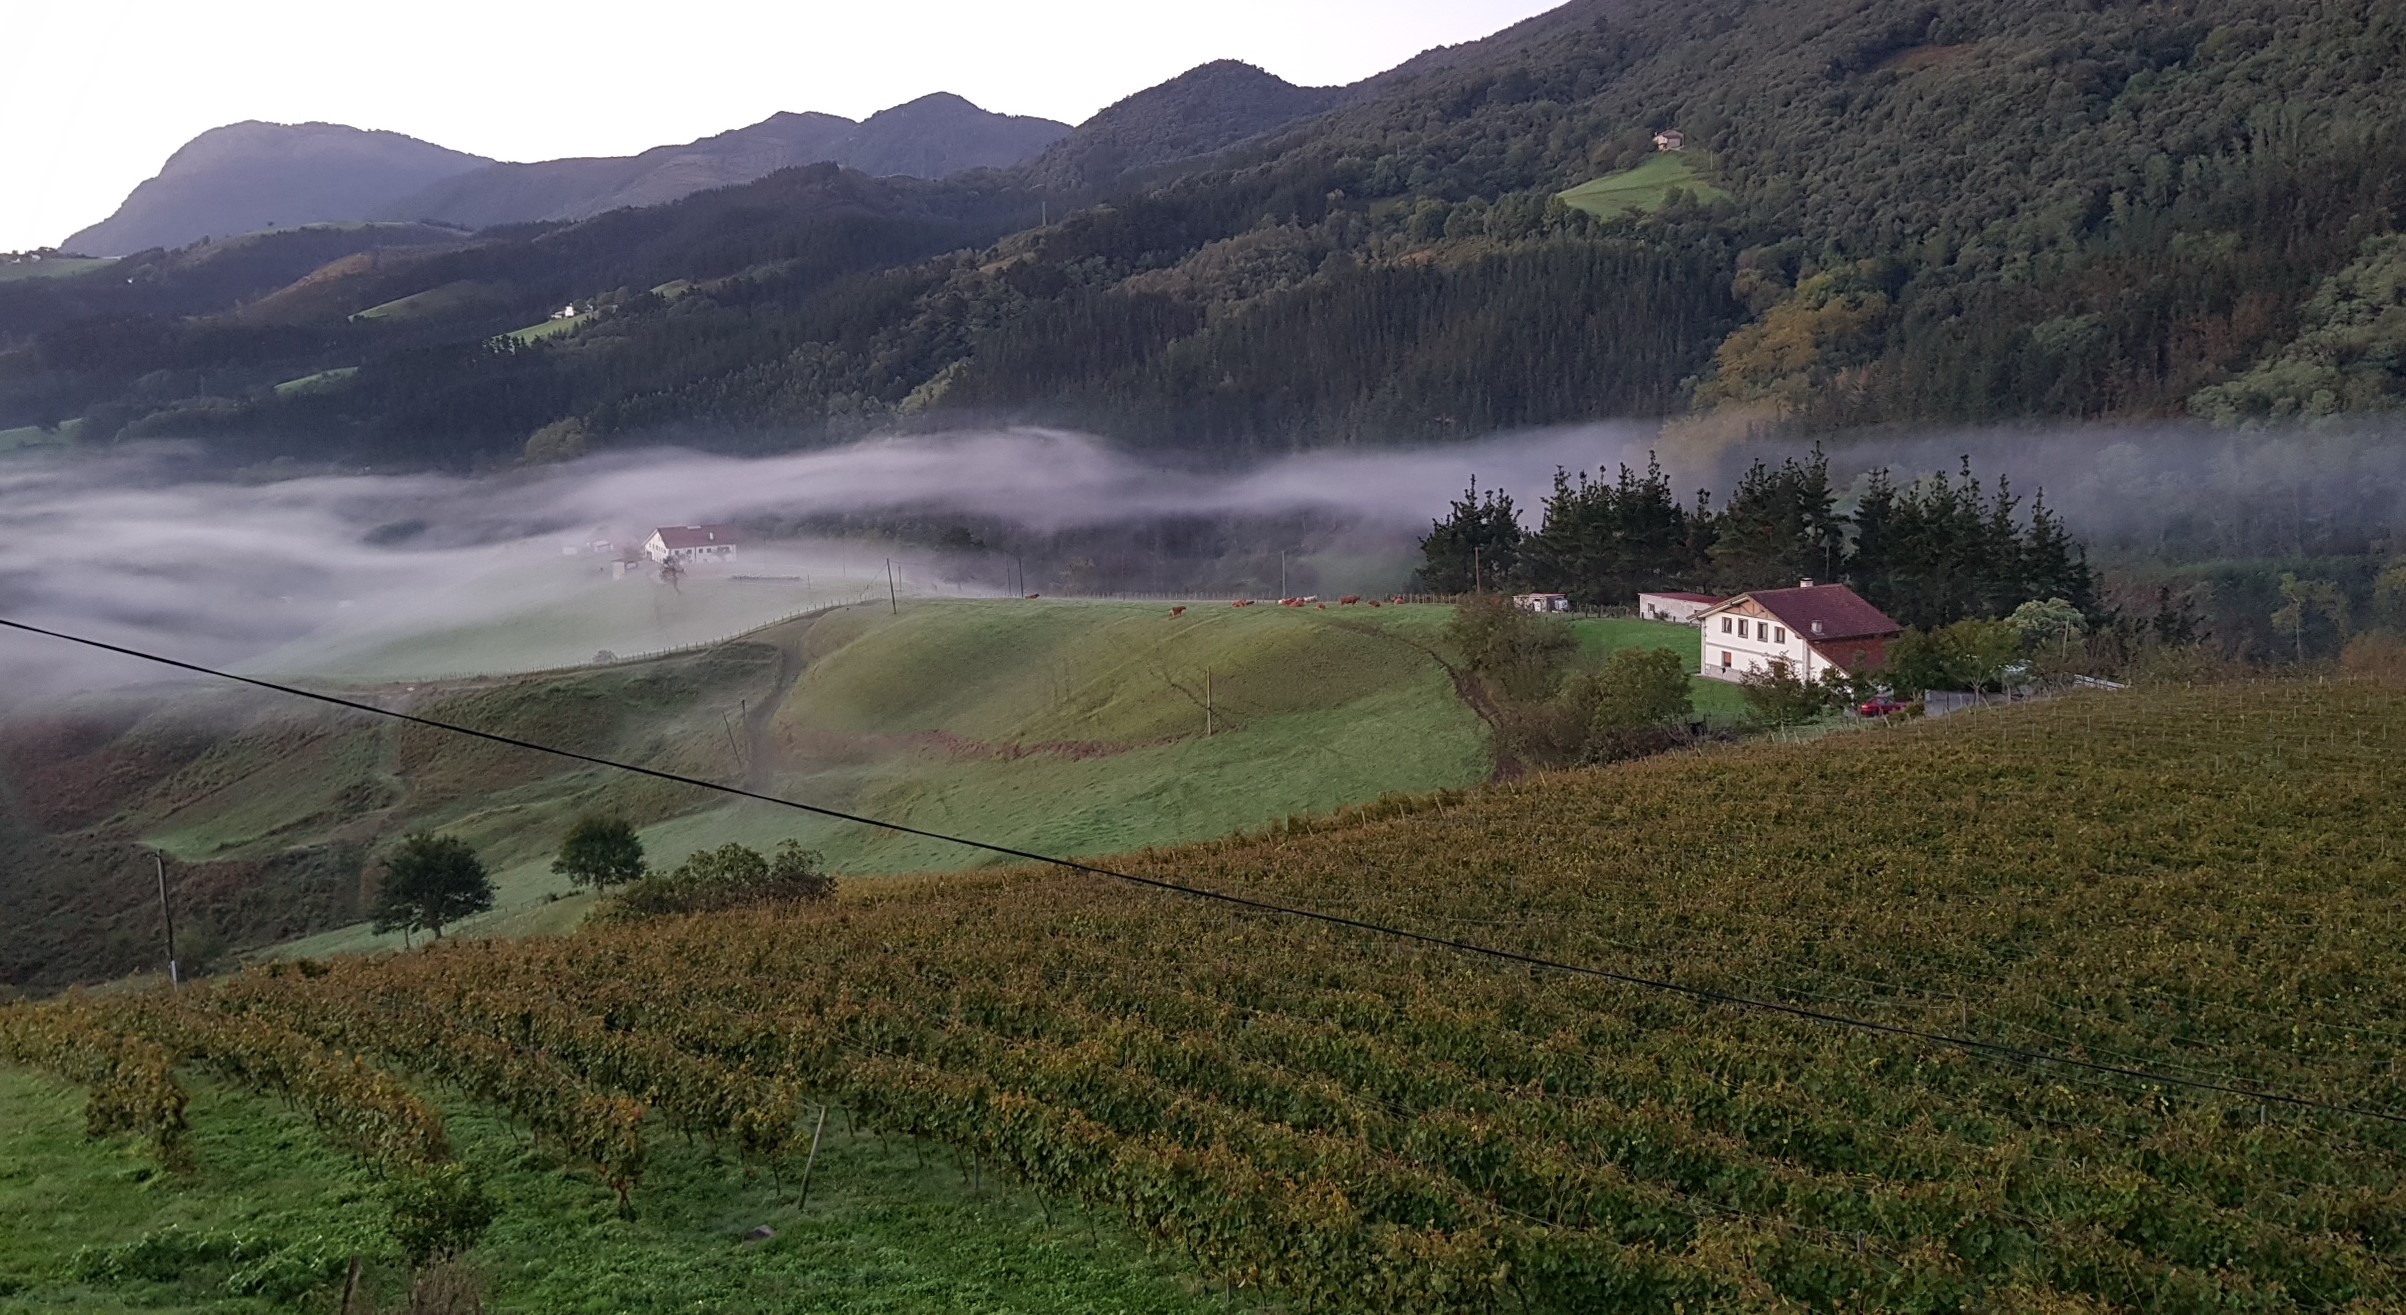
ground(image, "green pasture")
xmin=0 ymin=1065 xmax=1234 ymax=1313
xmin=1556 ymin=152 xmax=1728 ymax=218
xmin=0 ymin=256 xmax=112 ymax=282
xmin=349 ymin=281 xmax=504 ymax=323
xmin=505 ymin=311 xmax=591 ymax=343
xmin=270 ymin=367 xmax=357 ymax=397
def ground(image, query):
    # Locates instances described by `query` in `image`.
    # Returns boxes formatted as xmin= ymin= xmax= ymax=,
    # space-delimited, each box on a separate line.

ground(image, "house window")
xmin=1775 ymin=626 xmax=1787 ymax=643
xmin=1720 ymin=617 xmax=1732 ymax=634
xmin=1721 ymin=650 xmax=1732 ymax=667
xmin=1756 ymin=621 xmax=1769 ymax=641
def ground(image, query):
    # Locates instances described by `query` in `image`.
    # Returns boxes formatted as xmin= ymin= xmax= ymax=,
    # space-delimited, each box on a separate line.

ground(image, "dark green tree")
xmin=1707 ymin=449 xmax=1843 ymax=593
xmin=372 ymin=833 xmax=494 ymax=942
xmin=552 ymin=814 xmax=647 ymax=891
xmin=1520 ymin=454 xmax=1696 ymax=604
xmin=1419 ymin=477 xmax=1523 ymax=594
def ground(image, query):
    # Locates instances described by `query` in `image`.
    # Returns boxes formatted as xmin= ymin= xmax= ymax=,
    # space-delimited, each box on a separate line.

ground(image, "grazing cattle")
xmin=1317 ymin=603 xmax=1328 ymax=610
xmin=1233 ymin=599 xmax=1255 ymax=608
xmin=1367 ymin=600 xmax=1381 ymax=608
xmin=1026 ymin=594 xmax=1042 ymax=599
xmin=1169 ymin=606 xmax=1187 ymax=618
xmin=1340 ymin=596 xmax=1362 ymax=606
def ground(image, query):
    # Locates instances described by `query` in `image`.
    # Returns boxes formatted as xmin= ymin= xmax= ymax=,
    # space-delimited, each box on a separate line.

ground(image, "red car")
xmin=1858 ymin=696 xmax=1907 ymax=718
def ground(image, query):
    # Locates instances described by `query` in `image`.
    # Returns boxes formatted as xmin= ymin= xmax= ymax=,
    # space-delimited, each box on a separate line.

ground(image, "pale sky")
xmin=3 ymin=0 xmax=1567 ymax=252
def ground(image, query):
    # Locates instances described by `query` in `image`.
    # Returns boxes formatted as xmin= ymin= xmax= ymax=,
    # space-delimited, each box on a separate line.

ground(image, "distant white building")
xmin=1637 ymin=591 xmax=1723 ymax=625
xmin=644 ymin=524 xmax=740 ymax=565
xmin=1654 ymin=129 xmax=1687 ymax=152
xmin=1514 ymin=593 xmax=1571 ymax=614
xmin=1697 ymin=582 xmax=1901 ymax=684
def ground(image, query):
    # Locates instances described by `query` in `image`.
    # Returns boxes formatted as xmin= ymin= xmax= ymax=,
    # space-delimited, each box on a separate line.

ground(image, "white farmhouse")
xmin=644 ymin=524 xmax=740 ymax=565
xmin=1637 ymin=591 xmax=1723 ymax=624
xmin=1698 ymin=582 xmax=1902 ymax=684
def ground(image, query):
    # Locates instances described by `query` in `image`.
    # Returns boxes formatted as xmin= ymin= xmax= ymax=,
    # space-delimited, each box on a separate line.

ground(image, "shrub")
xmin=601 ymin=841 xmax=834 ymax=921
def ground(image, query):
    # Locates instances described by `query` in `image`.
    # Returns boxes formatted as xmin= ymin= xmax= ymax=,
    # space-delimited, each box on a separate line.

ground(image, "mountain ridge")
xmin=65 ymin=122 xmax=491 ymax=255
xmin=63 ymin=96 xmax=1071 ymax=253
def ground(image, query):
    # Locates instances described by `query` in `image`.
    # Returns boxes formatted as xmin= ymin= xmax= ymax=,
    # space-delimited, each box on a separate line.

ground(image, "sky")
xmin=3 ymin=0 xmax=1567 ymax=252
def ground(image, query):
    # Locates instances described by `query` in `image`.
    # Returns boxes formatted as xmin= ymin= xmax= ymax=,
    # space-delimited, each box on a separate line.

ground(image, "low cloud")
xmin=1 ymin=420 xmax=2398 ymax=700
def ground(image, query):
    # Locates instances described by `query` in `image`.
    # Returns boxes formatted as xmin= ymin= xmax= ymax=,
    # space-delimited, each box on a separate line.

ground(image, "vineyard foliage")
xmin=6 ymin=678 xmax=2405 ymax=1309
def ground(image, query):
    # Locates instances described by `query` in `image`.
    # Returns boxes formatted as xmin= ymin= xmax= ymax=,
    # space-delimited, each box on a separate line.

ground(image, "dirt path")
xmin=739 ymin=634 xmax=805 ymax=792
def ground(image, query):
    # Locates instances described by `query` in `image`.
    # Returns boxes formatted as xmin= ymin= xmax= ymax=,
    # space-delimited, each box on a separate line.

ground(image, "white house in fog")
xmin=1698 ymin=582 xmax=1901 ymax=683
xmin=644 ymin=524 xmax=740 ymax=565
xmin=1637 ymin=591 xmax=1723 ymax=624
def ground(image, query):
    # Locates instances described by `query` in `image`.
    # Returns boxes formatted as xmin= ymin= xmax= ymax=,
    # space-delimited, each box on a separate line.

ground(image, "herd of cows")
xmin=1175 ymin=596 xmax=1395 ymax=618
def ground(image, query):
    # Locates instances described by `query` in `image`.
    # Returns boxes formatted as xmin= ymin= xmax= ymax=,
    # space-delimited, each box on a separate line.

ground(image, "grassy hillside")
xmin=283 ymin=599 xmax=1507 ymax=956
xmin=24 ymin=599 xmax=1670 ymax=979
xmin=0 ymin=256 xmax=112 ymax=282
xmin=1554 ymin=153 xmax=1726 ymax=218
xmin=10 ymin=673 xmax=2399 ymax=1310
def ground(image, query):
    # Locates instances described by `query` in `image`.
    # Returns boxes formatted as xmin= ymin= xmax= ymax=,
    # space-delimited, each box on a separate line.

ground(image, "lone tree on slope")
xmin=553 ymin=814 xmax=648 ymax=891
xmin=372 ymin=833 xmax=495 ymax=943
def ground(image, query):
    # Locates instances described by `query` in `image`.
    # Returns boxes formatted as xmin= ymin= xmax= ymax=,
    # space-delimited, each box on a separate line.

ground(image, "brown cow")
xmin=1169 ymin=606 xmax=1187 ymax=618
xmin=1340 ymin=596 xmax=1362 ymax=606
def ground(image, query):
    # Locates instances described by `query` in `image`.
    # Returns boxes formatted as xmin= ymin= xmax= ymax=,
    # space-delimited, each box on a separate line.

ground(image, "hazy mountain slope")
xmin=359 ymin=97 xmax=1062 ymax=230
xmin=64 ymin=122 xmax=490 ymax=255
xmin=833 ymin=93 xmax=1070 ymax=179
xmin=18 ymin=0 xmax=2406 ymax=460
xmin=1022 ymin=61 xmax=1350 ymax=192
xmin=379 ymin=112 xmax=861 ymax=228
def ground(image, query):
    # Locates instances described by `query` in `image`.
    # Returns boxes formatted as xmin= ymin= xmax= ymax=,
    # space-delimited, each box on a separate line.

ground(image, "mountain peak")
xmin=66 ymin=122 xmax=491 ymax=254
xmin=1025 ymin=60 xmax=1350 ymax=191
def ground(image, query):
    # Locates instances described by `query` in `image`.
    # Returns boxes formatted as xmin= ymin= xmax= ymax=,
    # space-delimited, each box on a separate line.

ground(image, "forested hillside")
xmin=7 ymin=0 xmax=2404 ymax=463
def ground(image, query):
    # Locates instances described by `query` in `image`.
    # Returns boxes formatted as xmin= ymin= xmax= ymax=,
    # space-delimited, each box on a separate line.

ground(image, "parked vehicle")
xmin=1858 ymin=696 xmax=1907 ymax=718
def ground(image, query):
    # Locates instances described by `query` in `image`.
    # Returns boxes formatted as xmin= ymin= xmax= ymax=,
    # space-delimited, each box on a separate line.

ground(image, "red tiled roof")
xmin=652 ymin=524 xmax=739 ymax=549
xmin=1722 ymin=584 xmax=1901 ymax=641
xmin=1809 ymin=635 xmax=1891 ymax=675
xmin=1640 ymin=591 xmax=1724 ymax=604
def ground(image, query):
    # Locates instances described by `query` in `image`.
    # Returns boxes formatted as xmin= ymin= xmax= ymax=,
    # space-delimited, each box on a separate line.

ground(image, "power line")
xmin=4 ymin=613 xmax=2401 ymax=1129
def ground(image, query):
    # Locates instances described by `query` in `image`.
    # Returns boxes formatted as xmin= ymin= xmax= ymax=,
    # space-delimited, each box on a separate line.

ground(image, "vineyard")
xmin=6 ymin=677 xmax=2405 ymax=1310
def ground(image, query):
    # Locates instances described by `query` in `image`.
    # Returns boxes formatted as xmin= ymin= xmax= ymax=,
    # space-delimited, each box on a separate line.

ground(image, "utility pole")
xmin=1279 ymin=549 xmax=1288 ymax=598
xmin=1474 ymin=545 xmax=1483 ymax=595
xmin=886 ymin=559 xmax=898 ymax=615
xmin=1206 ymin=671 xmax=1215 ymax=738
xmin=153 ymin=851 xmax=179 ymax=992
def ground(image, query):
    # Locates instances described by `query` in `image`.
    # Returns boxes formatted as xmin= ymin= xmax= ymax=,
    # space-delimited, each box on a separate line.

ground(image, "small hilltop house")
xmin=1653 ymin=129 xmax=1686 ymax=152
xmin=644 ymin=524 xmax=740 ymax=565
xmin=1514 ymin=593 xmax=1572 ymax=614
xmin=1637 ymin=591 xmax=1723 ymax=624
xmin=1698 ymin=582 xmax=1901 ymax=683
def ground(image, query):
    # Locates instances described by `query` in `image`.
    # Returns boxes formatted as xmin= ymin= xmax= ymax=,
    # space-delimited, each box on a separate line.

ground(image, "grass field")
xmin=270 ymin=366 xmax=358 ymax=397
xmin=505 ymin=311 xmax=592 ymax=343
xmin=1556 ymin=153 xmax=1729 ymax=218
xmin=0 ymin=256 xmax=112 ymax=282
xmin=0 ymin=425 xmax=68 ymax=453
xmin=13 ymin=675 xmax=2401 ymax=1310
xmin=278 ymin=599 xmax=1501 ymax=954
xmin=349 ymin=281 xmax=504 ymax=323
xmin=0 ymin=1066 xmax=1235 ymax=1314
xmin=242 ymin=555 xmax=883 ymax=681
xmin=11 ymin=598 xmax=1728 ymax=975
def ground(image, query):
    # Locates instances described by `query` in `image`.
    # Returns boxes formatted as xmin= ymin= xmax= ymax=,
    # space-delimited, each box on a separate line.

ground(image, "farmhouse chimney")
xmin=1798 ymin=577 xmax=1815 ymax=588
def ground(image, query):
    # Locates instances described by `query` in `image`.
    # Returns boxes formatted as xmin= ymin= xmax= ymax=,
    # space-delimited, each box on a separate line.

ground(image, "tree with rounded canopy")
xmin=372 ymin=833 xmax=494 ymax=943
xmin=553 ymin=814 xmax=647 ymax=891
